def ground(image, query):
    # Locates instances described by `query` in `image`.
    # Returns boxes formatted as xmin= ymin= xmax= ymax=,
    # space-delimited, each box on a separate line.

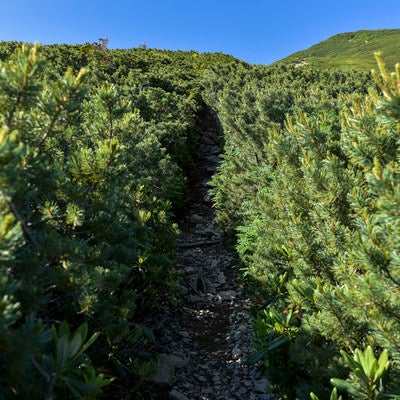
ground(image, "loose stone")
xmin=169 ymin=389 xmax=190 ymax=400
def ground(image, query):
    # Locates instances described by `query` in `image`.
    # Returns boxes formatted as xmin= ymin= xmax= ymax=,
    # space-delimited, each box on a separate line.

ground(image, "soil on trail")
xmin=152 ymin=107 xmax=272 ymax=400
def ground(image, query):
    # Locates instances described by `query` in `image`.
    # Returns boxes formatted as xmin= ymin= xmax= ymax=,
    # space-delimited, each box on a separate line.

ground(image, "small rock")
xmin=188 ymin=214 xmax=203 ymax=224
xmin=219 ymin=290 xmax=237 ymax=300
xmin=152 ymin=354 xmax=176 ymax=385
xmin=232 ymin=344 xmax=242 ymax=360
xmin=206 ymin=165 xmax=215 ymax=173
xmin=198 ymin=227 xmax=220 ymax=238
xmin=213 ymin=375 xmax=221 ymax=384
xmin=209 ymin=145 xmax=220 ymax=155
xmin=196 ymin=374 xmax=208 ymax=383
xmin=169 ymin=389 xmax=190 ymax=400
xmin=214 ymin=294 xmax=223 ymax=304
xmin=216 ymin=271 xmax=226 ymax=285
xmin=169 ymin=354 xmax=190 ymax=368
xmin=181 ymin=381 xmax=195 ymax=389
xmin=189 ymin=294 xmax=203 ymax=303
xmin=258 ymin=395 xmax=274 ymax=400
xmin=175 ymin=284 xmax=189 ymax=295
xmin=199 ymin=135 xmax=215 ymax=145
xmin=179 ymin=330 xmax=190 ymax=338
xmin=254 ymin=378 xmax=270 ymax=393
xmin=206 ymin=154 xmax=220 ymax=164
xmin=243 ymin=380 xmax=253 ymax=388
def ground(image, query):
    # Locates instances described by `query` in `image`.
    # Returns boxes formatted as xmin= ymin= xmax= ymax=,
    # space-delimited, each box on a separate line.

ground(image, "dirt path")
xmin=152 ymin=107 xmax=272 ymax=400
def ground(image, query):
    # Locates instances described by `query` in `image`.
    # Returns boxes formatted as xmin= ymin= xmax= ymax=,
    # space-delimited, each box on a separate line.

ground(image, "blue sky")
xmin=1 ymin=1 xmax=399 ymax=64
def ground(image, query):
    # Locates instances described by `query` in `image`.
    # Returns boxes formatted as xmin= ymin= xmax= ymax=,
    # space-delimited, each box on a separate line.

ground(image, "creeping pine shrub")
xmin=0 ymin=43 xmax=197 ymax=398
xmin=205 ymin=53 xmax=400 ymax=398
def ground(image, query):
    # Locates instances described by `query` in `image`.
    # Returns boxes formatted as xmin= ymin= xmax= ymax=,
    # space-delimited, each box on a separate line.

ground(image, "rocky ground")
xmin=151 ymin=107 xmax=273 ymax=400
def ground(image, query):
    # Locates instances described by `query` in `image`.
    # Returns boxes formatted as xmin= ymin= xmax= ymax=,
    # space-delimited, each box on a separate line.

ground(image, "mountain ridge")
xmin=273 ymin=28 xmax=400 ymax=71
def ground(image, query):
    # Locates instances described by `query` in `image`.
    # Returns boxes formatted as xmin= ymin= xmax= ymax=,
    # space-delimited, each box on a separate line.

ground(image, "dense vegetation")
xmin=1 ymin=31 xmax=400 ymax=399
xmin=0 ymin=41 xmax=239 ymax=399
xmin=204 ymin=54 xmax=400 ymax=398
xmin=276 ymin=29 xmax=400 ymax=71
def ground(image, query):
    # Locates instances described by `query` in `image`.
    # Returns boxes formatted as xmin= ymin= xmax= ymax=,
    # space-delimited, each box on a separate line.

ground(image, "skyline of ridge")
xmin=1 ymin=0 xmax=399 ymax=65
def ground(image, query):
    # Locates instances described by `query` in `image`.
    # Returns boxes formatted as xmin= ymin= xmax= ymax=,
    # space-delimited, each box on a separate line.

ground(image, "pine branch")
xmin=381 ymin=264 xmax=400 ymax=287
xmin=32 ymin=358 xmax=56 ymax=400
xmin=31 ymin=358 xmax=50 ymax=382
xmin=37 ymin=111 xmax=60 ymax=148
xmin=8 ymin=201 xmax=38 ymax=247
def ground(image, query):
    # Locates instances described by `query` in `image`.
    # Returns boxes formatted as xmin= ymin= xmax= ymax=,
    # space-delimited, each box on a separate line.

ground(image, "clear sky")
xmin=1 ymin=0 xmax=399 ymax=65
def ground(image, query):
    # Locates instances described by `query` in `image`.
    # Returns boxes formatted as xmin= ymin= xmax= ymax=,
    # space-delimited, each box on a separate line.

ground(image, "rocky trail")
xmin=151 ymin=107 xmax=272 ymax=400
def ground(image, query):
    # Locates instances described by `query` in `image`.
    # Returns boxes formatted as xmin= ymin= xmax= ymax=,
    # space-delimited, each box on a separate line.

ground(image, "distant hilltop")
xmin=273 ymin=28 xmax=400 ymax=71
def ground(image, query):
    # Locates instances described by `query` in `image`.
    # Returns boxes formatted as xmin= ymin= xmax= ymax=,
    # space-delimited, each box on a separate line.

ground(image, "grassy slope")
xmin=274 ymin=29 xmax=400 ymax=71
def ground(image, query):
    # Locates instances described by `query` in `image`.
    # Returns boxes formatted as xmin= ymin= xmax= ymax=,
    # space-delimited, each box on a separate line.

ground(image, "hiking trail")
xmin=152 ymin=107 xmax=272 ymax=400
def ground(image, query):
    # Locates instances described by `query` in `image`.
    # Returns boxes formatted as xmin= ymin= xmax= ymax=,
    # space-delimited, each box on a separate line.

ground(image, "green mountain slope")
xmin=275 ymin=29 xmax=400 ymax=71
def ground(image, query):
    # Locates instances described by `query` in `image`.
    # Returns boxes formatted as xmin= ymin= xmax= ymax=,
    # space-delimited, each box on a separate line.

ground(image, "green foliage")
xmin=0 ymin=316 xmax=108 ymax=399
xmin=205 ymin=52 xmax=400 ymax=398
xmin=331 ymin=346 xmax=391 ymax=399
xmin=203 ymin=61 xmax=370 ymax=235
xmin=311 ymin=346 xmax=393 ymax=400
xmin=1 ymin=33 xmax=399 ymax=399
xmin=248 ymin=308 xmax=301 ymax=393
xmin=38 ymin=321 xmax=111 ymax=400
xmin=276 ymin=29 xmax=400 ymax=72
xmin=0 ymin=42 xmax=217 ymax=398
xmin=310 ymin=388 xmax=343 ymax=400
